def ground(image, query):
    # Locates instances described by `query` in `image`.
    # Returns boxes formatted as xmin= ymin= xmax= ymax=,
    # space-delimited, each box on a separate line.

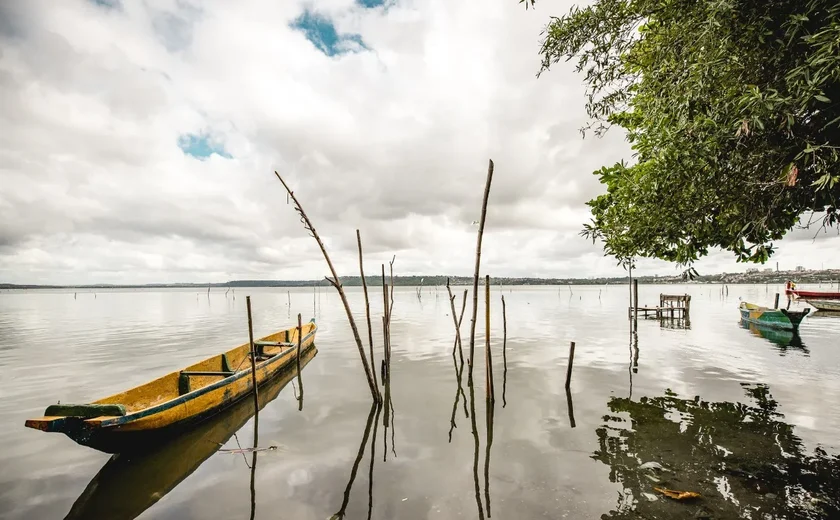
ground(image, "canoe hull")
xmin=26 ymin=320 xmax=317 ymax=453
xmin=739 ymin=302 xmax=809 ymax=331
xmin=805 ymin=299 xmax=840 ymax=312
xmin=786 ymin=289 xmax=840 ymax=300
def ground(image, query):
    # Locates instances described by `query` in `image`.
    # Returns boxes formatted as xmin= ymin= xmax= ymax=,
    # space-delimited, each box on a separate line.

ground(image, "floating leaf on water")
xmin=654 ymin=487 xmax=701 ymax=500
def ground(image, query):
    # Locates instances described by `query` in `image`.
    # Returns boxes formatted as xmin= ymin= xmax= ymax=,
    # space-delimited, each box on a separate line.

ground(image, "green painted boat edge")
xmin=739 ymin=303 xmax=810 ymax=331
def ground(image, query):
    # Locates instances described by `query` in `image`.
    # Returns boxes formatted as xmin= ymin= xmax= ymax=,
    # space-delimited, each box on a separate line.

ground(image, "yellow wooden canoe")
xmin=65 ymin=346 xmax=316 ymax=519
xmin=25 ymin=319 xmax=317 ymax=452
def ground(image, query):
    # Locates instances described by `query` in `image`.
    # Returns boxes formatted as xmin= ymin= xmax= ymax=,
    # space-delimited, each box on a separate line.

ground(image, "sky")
xmin=0 ymin=0 xmax=837 ymax=285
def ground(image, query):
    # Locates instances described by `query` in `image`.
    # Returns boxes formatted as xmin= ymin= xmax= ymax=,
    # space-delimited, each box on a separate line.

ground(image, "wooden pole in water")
xmin=382 ymin=264 xmax=391 ymax=378
xmin=468 ymin=160 xmax=495 ymax=384
xmin=774 ymin=293 xmax=780 ymax=309
xmin=633 ymin=279 xmax=639 ymax=328
xmin=485 ymin=275 xmax=494 ymax=401
xmin=446 ymin=278 xmax=465 ymax=365
xmin=273 ymin=172 xmax=379 ymax=402
xmin=245 ymin=296 xmax=260 ymax=421
xmin=564 ymin=341 xmax=576 ymax=390
xmin=296 ymin=313 xmax=303 ymax=410
xmin=357 ymin=230 xmax=378 ymax=389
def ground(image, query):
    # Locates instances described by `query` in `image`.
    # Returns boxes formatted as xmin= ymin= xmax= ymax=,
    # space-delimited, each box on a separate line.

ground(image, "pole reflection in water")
xmin=565 ymin=387 xmax=576 ymax=429
xmin=65 ymin=349 xmax=317 ymax=520
xmin=468 ymin=378 xmax=485 ymax=520
xmin=593 ymin=384 xmax=840 ymax=518
xmin=367 ymin=404 xmax=382 ymax=520
xmin=483 ymin=398 xmax=495 ymax=517
xmin=448 ymin=352 xmax=469 ymax=443
xmin=330 ymin=402 xmax=378 ymax=520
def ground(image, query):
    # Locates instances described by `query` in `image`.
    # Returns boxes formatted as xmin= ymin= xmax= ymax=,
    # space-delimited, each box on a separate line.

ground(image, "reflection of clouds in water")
xmin=286 ymin=467 xmax=312 ymax=487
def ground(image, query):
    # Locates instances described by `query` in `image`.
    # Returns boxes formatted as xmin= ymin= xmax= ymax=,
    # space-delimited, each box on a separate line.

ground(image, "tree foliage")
xmin=533 ymin=0 xmax=840 ymax=264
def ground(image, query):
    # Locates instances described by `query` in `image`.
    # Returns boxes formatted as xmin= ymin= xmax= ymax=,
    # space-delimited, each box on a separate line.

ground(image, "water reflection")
xmin=739 ymin=320 xmax=809 ymax=355
xmin=448 ymin=353 xmax=469 ymax=443
xmin=330 ymin=402 xmax=379 ymax=520
xmin=65 ymin=348 xmax=316 ymax=520
xmin=594 ymin=384 xmax=840 ymax=519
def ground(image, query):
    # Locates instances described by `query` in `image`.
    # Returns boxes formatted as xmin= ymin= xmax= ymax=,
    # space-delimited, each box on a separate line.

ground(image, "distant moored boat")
xmin=739 ymin=301 xmax=809 ymax=331
xmin=785 ymin=281 xmax=840 ymax=301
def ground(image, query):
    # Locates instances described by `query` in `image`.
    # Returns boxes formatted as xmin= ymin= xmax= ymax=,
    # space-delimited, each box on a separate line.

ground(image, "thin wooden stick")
xmin=485 ymin=275 xmax=494 ymax=401
xmin=501 ymin=294 xmax=507 ymax=407
xmin=296 ymin=313 xmax=304 ymax=411
xmin=381 ymin=264 xmax=390 ymax=381
xmin=389 ymin=255 xmax=396 ymax=319
xmin=468 ymin=159 xmax=495 ymax=383
xmin=274 ymin=172 xmax=379 ymax=402
xmin=357 ymin=230 xmax=378 ymax=389
xmin=565 ymin=341 xmax=576 ymax=390
xmin=446 ymin=278 xmax=465 ymax=366
xmin=245 ymin=296 xmax=260 ymax=420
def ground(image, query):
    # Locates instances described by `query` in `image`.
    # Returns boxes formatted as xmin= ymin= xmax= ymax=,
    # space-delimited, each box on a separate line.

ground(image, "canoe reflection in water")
xmin=65 ymin=347 xmax=317 ymax=520
xmin=739 ymin=320 xmax=808 ymax=354
xmin=594 ymin=384 xmax=840 ymax=519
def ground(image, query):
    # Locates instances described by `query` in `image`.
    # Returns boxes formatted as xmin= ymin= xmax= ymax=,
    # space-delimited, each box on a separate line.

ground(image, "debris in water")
xmin=654 ymin=487 xmax=701 ymax=501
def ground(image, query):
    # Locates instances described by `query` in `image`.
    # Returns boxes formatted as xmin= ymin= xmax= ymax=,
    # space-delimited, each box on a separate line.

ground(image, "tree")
xmin=531 ymin=0 xmax=839 ymax=264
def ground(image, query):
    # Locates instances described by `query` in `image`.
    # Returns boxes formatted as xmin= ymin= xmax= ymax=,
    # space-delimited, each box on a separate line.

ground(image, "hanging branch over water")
xmin=273 ymin=172 xmax=380 ymax=403
xmin=468 ymin=159 xmax=495 ymax=383
xmin=357 ymin=230 xmax=379 ymax=390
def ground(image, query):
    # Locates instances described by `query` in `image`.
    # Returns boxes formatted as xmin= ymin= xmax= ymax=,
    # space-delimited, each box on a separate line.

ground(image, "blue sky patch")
xmin=290 ymin=10 xmax=367 ymax=56
xmin=177 ymin=134 xmax=231 ymax=160
xmin=357 ymin=0 xmax=386 ymax=7
xmin=90 ymin=0 xmax=120 ymax=7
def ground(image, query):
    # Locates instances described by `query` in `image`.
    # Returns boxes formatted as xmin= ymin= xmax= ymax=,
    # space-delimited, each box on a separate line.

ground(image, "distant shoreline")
xmin=3 ymin=269 xmax=838 ymax=289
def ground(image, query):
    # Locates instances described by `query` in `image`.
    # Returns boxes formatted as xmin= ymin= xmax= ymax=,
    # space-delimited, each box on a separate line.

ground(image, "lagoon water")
xmin=1 ymin=284 xmax=839 ymax=519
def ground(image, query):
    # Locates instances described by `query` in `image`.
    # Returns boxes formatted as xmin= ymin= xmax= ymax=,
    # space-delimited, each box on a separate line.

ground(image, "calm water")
xmin=1 ymin=284 xmax=839 ymax=519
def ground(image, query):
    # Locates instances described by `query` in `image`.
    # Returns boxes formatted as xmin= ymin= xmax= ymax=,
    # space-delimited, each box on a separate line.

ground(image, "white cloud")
xmin=0 ymin=0 xmax=836 ymax=284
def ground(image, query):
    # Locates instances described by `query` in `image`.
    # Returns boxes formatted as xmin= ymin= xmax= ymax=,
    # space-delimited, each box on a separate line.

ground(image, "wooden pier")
xmin=629 ymin=293 xmax=691 ymax=320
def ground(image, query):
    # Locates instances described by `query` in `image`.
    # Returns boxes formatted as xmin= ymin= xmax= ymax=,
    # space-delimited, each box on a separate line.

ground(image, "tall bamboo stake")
xmin=357 ymin=230 xmax=378 ymax=389
xmin=274 ymin=172 xmax=379 ymax=402
xmin=485 ymin=275 xmax=494 ymax=401
xmin=296 ymin=313 xmax=304 ymax=411
xmin=245 ymin=296 xmax=260 ymax=422
xmin=468 ymin=159 xmax=495 ymax=383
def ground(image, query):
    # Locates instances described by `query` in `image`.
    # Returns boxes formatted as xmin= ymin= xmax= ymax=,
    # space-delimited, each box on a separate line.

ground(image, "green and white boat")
xmin=739 ymin=301 xmax=810 ymax=331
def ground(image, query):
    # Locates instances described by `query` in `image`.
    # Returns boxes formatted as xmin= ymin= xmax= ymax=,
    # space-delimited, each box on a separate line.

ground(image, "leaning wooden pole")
xmin=245 ymin=296 xmax=260 ymax=421
xmin=485 ymin=275 xmax=494 ymax=401
xmin=468 ymin=159 xmax=495 ymax=383
xmin=357 ymin=230 xmax=379 ymax=389
xmin=446 ymin=278 xmax=465 ymax=365
xmin=273 ymin=172 xmax=379 ymax=402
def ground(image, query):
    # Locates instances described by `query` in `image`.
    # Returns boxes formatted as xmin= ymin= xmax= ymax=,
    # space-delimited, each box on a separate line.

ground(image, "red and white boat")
xmin=785 ymin=281 xmax=840 ymax=301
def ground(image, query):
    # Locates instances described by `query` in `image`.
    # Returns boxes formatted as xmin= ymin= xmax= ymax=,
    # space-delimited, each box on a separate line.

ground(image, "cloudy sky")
xmin=0 ymin=0 xmax=837 ymax=285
